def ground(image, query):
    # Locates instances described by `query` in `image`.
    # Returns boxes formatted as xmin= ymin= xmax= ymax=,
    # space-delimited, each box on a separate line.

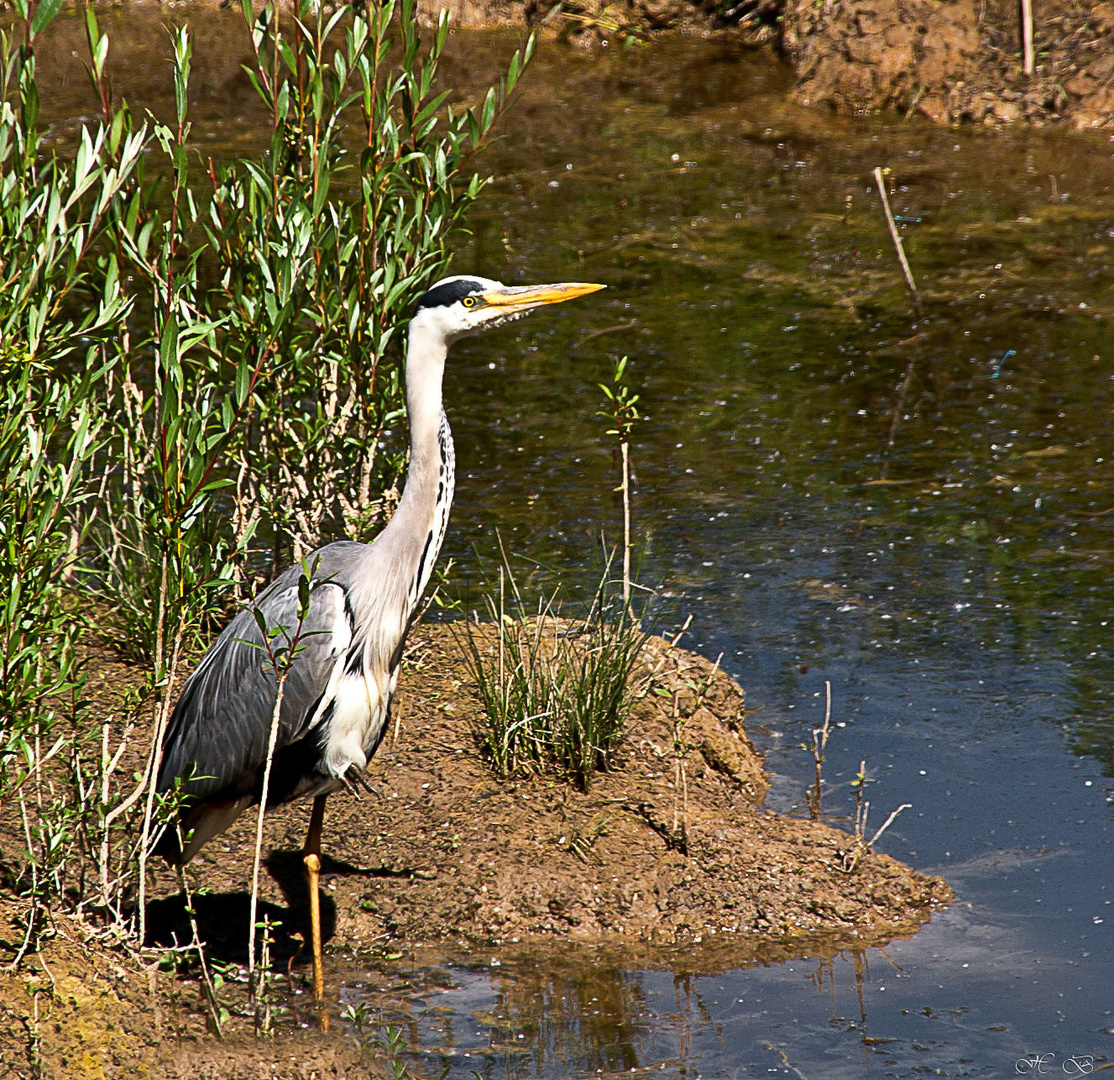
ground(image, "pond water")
xmin=31 ymin=11 xmax=1114 ymax=1077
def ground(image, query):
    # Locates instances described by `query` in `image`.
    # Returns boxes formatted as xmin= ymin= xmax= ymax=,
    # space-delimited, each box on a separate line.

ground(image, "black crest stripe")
xmin=414 ymin=278 xmax=485 ymax=314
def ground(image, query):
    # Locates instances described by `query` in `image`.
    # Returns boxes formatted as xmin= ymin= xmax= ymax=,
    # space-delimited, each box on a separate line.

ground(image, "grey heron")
xmin=153 ymin=274 xmax=605 ymax=998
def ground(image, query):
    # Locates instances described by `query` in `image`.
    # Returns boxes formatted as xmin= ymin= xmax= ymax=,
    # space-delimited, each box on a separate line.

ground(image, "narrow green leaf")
xmin=30 ymin=0 xmax=65 ymax=37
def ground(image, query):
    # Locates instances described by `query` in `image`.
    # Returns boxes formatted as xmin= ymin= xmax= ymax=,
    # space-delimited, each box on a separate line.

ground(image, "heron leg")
xmin=303 ymin=793 xmax=328 ymax=1011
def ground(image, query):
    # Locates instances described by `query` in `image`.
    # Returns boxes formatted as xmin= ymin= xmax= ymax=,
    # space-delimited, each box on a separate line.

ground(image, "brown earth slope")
xmin=142 ymin=624 xmax=950 ymax=955
xmin=2 ymin=625 xmax=949 ymax=1078
xmin=782 ymin=0 xmax=1114 ymax=128
xmin=433 ymin=0 xmax=1114 ymax=128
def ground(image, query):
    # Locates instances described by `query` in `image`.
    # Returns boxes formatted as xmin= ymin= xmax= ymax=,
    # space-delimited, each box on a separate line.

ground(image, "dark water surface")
xmin=33 ymin=11 xmax=1114 ymax=1076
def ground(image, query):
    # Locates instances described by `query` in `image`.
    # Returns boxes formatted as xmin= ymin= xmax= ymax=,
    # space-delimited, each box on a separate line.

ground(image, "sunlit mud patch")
xmin=3 ymin=625 xmax=949 ymax=1078
xmin=149 ymin=623 xmax=948 ymax=959
xmin=782 ymin=0 xmax=1114 ymax=128
xmin=339 ymin=625 xmax=949 ymax=949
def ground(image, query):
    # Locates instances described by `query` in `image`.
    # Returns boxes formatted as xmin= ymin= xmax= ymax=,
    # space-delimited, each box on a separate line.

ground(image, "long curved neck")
xmin=379 ymin=318 xmax=456 ymax=613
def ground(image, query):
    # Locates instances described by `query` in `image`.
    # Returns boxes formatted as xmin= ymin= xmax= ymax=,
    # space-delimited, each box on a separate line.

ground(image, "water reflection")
xmin=337 ymin=942 xmax=937 ymax=1079
xmin=480 ymin=959 xmax=648 ymax=1076
xmin=338 ymin=951 xmax=656 ymax=1077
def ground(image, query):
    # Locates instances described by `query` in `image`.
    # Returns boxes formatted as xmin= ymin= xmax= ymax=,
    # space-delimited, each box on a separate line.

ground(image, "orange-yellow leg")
xmin=303 ymin=794 xmax=328 ymax=1010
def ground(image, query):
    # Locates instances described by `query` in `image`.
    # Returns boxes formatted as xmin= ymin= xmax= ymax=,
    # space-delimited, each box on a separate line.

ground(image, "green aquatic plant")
xmin=599 ymin=354 xmax=642 ymax=607
xmin=462 ymin=552 xmax=649 ymax=791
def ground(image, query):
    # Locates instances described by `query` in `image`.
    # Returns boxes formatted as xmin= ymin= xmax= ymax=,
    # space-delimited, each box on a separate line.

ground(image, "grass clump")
xmin=462 ymin=558 xmax=649 ymax=792
xmin=463 ymin=357 xmax=651 ymax=793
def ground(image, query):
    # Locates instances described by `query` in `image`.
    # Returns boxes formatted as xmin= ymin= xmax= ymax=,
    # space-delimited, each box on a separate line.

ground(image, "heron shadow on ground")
xmin=144 ymin=848 xmax=400 ymax=965
xmin=144 ymin=849 xmax=336 ymax=966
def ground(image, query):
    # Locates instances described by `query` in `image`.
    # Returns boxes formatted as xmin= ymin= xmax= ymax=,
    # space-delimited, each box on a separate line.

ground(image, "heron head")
xmin=412 ymin=275 xmax=606 ymax=344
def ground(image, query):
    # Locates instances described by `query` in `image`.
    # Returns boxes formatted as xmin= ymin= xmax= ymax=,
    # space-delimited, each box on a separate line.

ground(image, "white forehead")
xmin=432 ymin=274 xmax=502 ymax=291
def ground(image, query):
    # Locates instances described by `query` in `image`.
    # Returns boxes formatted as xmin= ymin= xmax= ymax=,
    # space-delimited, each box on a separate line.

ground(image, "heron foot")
xmin=339 ymin=768 xmax=378 ymax=799
xmin=303 ymin=852 xmax=326 ymax=1008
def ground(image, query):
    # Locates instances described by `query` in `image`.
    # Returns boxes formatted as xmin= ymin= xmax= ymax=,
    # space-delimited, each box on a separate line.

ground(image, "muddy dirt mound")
xmin=3 ymin=627 xmax=948 ymax=1077
xmin=33 ymin=0 xmax=1114 ymax=127
xmin=433 ymin=0 xmax=1114 ymax=127
xmin=141 ymin=625 xmax=949 ymax=956
xmin=0 ymin=894 xmax=380 ymax=1079
xmin=781 ymin=0 xmax=1114 ymax=128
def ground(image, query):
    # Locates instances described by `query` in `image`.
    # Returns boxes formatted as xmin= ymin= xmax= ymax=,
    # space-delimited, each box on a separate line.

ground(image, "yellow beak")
xmin=480 ymin=281 xmax=606 ymax=313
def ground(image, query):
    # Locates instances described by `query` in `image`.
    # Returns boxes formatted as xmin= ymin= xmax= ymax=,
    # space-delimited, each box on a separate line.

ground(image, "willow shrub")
xmin=209 ymin=0 xmax=530 ymax=569
xmin=0 ymin=9 xmax=143 ymax=949
xmin=98 ymin=0 xmax=535 ymax=663
xmin=0 ymin=0 xmax=534 ymax=937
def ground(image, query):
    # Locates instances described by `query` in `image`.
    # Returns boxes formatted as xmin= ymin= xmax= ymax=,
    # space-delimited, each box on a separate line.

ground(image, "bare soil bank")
xmin=450 ymin=0 xmax=1114 ymax=128
xmin=2 ymin=625 xmax=948 ymax=1079
xmin=165 ymin=625 xmax=947 ymax=951
xmin=37 ymin=0 xmax=1111 ymax=126
xmin=781 ymin=0 xmax=1114 ymax=129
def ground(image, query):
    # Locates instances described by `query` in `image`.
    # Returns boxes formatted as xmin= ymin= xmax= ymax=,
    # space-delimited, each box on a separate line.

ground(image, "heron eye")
xmin=462 ymin=296 xmax=477 ymax=308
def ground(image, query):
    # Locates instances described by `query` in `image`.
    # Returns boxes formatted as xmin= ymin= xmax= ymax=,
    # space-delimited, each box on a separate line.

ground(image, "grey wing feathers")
xmin=157 ymin=562 xmax=350 ymax=800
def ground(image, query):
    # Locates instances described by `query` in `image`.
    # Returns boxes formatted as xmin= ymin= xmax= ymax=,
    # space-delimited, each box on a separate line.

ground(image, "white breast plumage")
xmin=321 ymin=670 xmax=388 ymax=777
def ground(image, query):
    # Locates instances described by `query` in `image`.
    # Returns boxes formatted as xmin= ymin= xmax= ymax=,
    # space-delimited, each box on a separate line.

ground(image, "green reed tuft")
xmin=462 ymin=556 xmax=649 ymax=791
xmin=462 ymin=359 xmax=650 ymax=792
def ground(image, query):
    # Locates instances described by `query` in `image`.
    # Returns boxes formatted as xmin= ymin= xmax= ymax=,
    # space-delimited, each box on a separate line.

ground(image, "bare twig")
xmin=807 ymin=681 xmax=832 ymax=820
xmin=137 ymin=609 xmax=188 ymax=948
xmin=248 ymin=559 xmax=320 ymax=996
xmin=1021 ymin=0 xmax=1035 ymax=75
xmin=8 ymin=791 xmax=42 ymax=971
xmin=868 ymin=802 xmax=912 ymax=848
xmin=620 ymin=439 xmax=633 ymax=606
xmin=175 ymin=863 xmax=223 ymax=1039
xmin=248 ymin=672 xmax=287 ymax=994
xmin=872 ymin=166 xmax=922 ymax=320
xmin=853 ymin=759 xmax=869 ymax=840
